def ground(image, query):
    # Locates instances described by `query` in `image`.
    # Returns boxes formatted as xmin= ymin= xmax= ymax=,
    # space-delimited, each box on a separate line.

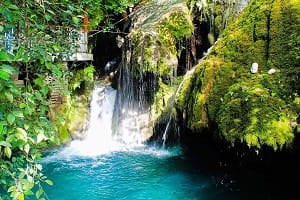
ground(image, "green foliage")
xmin=176 ymin=56 xmax=222 ymax=130
xmin=86 ymin=0 xmax=141 ymax=30
xmin=0 ymin=69 xmax=58 ymax=199
xmin=69 ymin=65 xmax=95 ymax=92
xmin=0 ymin=0 xmax=99 ymax=199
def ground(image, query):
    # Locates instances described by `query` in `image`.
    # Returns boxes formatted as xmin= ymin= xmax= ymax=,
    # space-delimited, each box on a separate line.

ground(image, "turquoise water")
xmin=41 ymin=146 xmax=239 ymax=200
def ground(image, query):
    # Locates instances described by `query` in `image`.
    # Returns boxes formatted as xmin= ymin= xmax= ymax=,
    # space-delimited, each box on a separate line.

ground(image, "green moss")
xmin=176 ymin=74 xmax=193 ymax=110
xmin=69 ymin=65 xmax=95 ymax=93
xmin=176 ymin=56 xmax=222 ymax=130
xmin=151 ymin=80 xmax=177 ymax=125
xmin=176 ymin=0 xmax=299 ymax=150
xmin=58 ymin=125 xmax=70 ymax=144
xmin=130 ymin=0 xmax=193 ymax=76
xmin=217 ymin=81 xmax=295 ymax=150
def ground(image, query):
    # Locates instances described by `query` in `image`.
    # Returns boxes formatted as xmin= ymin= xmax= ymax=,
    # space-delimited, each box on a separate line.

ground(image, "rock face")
xmin=175 ymin=0 xmax=299 ymax=151
xmin=129 ymin=0 xmax=194 ymax=76
xmin=114 ymin=0 xmax=194 ymax=142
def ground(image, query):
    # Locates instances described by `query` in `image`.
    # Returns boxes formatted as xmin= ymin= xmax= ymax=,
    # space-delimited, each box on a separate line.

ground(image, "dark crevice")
xmin=177 ymin=21 xmax=211 ymax=76
xmin=265 ymin=0 xmax=274 ymax=66
xmin=91 ymin=33 xmax=121 ymax=78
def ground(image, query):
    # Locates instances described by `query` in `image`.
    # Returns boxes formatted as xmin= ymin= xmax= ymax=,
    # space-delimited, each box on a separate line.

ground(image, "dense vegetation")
xmin=0 ymin=0 xmax=139 ymax=199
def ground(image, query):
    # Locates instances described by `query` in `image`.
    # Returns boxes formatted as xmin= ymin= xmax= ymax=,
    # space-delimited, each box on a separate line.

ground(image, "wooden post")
xmin=83 ymin=15 xmax=88 ymax=33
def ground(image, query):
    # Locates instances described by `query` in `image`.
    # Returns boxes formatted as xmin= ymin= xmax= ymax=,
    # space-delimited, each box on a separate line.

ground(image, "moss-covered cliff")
xmin=129 ymin=0 xmax=194 ymax=76
xmin=176 ymin=0 xmax=299 ymax=151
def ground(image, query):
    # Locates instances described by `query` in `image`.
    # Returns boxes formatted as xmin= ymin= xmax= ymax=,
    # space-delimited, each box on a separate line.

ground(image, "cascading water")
xmin=45 ymin=84 xmax=120 ymax=159
xmin=112 ymin=40 xmax=157 ymax=145
xmin=44 ymin=82 xmax=170 ymax=162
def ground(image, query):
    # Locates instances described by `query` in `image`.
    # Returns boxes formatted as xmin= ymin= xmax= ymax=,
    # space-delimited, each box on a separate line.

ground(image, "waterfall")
xmin=113 ymin=39 xmax=158 ymax=145
xmin=46 ymin=84 xmax=120 ymax=158
xmin=71 ymin=85 xmax=117 ymax=155
xmin=44 ymin=82 xmax=171 ymax=161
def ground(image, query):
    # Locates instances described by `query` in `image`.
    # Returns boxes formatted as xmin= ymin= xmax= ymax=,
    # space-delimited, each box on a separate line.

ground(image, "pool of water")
xmin=40 ymin=146 xmax=243 ymax=200
xmin=39 ymin=144 xmax=300 ymax=200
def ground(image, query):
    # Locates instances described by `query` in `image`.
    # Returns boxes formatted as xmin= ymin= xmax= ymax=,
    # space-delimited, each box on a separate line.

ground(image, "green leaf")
xmin=16 ymin=128 xmax=27 ymax=141
xmin=13 ymin=111 xmax=24 ymax=118
xmin=18 ymin=193 xmax=24 ymax=200
xmin=24 ymin=123 xmax=29 ymax=130
xmin=0 ymin=51 xmax=12 ymax=62
xmin=24 ymin=144 xmax=30 ymax=154
xmin=45 ymin=180 xmax=53 ymax=186
xmin=0 ymin=70 xmax=10 ymax=80
xmin=45 ymin=14 xmax=51 ymax=21
xmin=4 ymin=146 xmax=12 ymax=158
xmin=1 ymin=64 xmax=17 ymax=74
xmin=41 ymin=86 xmax=49 ymax=96
xmin=24 ymin=190 xmax=34 ymax=195
xmin=34 ymin=78 xmax=44 ymax=87
xmin=19 ymin=102 xmax=27 ymax=109
xmin=36 ymin=133 xmax=47 ymax=144
xmin=72 ymin=16 xmax=81 ymax=24
xmin=0 ymin=141 xmax=12 ymax=147
xmin=0 ymin=121 xmax=5 ymax=133
xmin=5 ymin=92 xmax=14 ymax=103
xmin=22 ymin=181 xmax=34 ymax=191
xmin=8 ymin=4 xmax=19 ymax=10
xmin=7 ymin=113 xmax=15 ymax=125
xmin=36 ymin=188 xmax=43 ymax=199
xmin=8 ymin=186 xmax=16 ymax=193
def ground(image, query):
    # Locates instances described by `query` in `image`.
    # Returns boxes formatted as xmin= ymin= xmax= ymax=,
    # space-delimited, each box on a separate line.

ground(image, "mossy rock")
xmin=129 ymin=0 xmax=194 ymax=76
xmin=176 ymin=56 xmax=223 ymax=130
xmin=150 ymin=80 xmax=177 ymax=125
xmin=176 ymin=0 xmax=299 ymax=150
xmin=217 ymin=81 xmax=295 ymax=150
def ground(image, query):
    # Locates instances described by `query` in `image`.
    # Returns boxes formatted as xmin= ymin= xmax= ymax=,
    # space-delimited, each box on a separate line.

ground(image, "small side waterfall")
xmin=161 ymin=44 xmax=215 ymax=146
xmin=113 ymin=40 xmax=158 ymax=145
